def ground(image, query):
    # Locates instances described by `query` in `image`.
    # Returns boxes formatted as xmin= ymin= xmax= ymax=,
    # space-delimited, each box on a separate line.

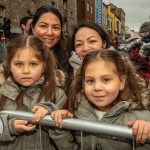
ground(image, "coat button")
xmin=1 ymin=89 xmax=5 ymax=92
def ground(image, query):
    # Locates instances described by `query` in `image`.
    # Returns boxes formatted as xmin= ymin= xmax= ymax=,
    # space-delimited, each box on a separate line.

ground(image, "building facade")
xmin=118 ymin=8 xmax=125 ymax=41
xmin=107 ymin=3 xmax=125 ymax=40
xmin=0 ymin=0 xmax=77 ymax=36
xmin=102 ymin=3 xmax=108 ymax=33
xmin=0 ymin=0 xmax=126 ymax=44
xmin=107 ymin=15 xmax=113 ymax=40
xmin=77 ymin=0 xmax=95 ymax=23
xmin=107 ymin=4 xmax=115 ymax=38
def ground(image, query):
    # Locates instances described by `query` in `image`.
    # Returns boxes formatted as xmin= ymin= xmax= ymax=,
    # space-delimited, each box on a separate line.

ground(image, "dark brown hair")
xmin=0 ymin=35 xmax=57 ymax=110
xmin=65 ymin=50 xmax=143 ymax=115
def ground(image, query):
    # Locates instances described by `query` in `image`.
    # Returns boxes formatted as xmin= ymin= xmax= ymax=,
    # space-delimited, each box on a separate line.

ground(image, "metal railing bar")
xmin=0 ymin=110 xmax=134 ymax=139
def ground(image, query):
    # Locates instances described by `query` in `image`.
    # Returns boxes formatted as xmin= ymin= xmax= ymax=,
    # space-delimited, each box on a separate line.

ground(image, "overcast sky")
xmin=104 ymin=0 xmax=150 ymax=32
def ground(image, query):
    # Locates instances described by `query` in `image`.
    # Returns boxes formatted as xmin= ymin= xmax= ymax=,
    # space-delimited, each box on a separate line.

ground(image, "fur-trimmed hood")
xmin=127 ymin=74 xmax=150 ymax=111
xmin=77 ymin=94 xmax=150 ymax=122
xmin=54 ymin=69 xmax=66 ymax=88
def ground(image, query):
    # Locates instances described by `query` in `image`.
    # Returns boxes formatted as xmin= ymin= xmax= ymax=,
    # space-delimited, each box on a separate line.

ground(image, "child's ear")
xmin=42 ymin=63 xmax=45 ymax=73
xmin=81 ymin=89 xmax=85 ymax=95
xmin=120 ymin=76 xmax=126 ymax=91
xmin=31 ymin=25 xmax=34 ymax=34
xmin=82 ymin=79 xmax=85 ymax=89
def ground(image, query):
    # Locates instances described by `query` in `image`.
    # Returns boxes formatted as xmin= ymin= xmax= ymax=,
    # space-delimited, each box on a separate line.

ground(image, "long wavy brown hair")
xmin=65 ymin=50 xmax=144 ymax=115
xmin=0 ymin=35 xmax=57 ymax=110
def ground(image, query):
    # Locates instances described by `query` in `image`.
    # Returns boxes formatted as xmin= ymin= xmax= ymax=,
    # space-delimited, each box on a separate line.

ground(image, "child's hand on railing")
xmin=51 ymin=109 xmax=73 ymax=128
xmin=32 ymin=105 xmax=49 ymax=123
xmin=14 ymin=120 xmax=36 ymax=133
xmin=128 ymin=120 xmax=150 ymax=144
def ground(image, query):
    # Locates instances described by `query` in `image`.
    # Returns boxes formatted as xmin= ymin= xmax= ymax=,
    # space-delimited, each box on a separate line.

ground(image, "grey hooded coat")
xmin=74 ymin=93 xmax=150 ymax=150
xmin=0 ymin=76 xmax=78 ymax=150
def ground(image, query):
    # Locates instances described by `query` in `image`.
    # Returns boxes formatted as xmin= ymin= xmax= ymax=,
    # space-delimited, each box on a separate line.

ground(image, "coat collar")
xmin=78 ymin=94 xmax=150 ymax=119
xmin=0 ymin=77 xmax=44 ymax=101
xmin=79 ymin=97 xmax=130 ymax=118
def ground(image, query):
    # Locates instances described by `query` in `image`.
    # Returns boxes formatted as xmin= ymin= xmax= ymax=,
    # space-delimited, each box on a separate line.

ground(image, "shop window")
xmin=87 ymin=2 xmax=90 ymax=12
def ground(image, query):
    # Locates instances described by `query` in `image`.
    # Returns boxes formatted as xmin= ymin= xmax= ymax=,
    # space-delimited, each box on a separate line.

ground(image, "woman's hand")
xmin=51 ymin=109 xmax=73 ymax=128
xmin=14 ymin=120 xmax=36 ymax=133
xmin=32 ymin=105 xmax=49 ymax=123
xmin=128 ymin=120 xmax=150 ymax=144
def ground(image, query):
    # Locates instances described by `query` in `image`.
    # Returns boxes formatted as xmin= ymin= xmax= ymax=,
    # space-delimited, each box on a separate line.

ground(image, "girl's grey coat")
xmin=69 ymin=51 xmax=150 ymax=149
xmin=75 ymin=94 xmax=150 ymax=150
xmin=0 ymin=77 xmax=77 ymax=150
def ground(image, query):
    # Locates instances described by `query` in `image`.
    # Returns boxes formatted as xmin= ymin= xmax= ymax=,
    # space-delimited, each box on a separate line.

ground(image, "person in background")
xmin=31 ymin=6 xmax=68 ymax=73
xmin=68 ymin=21 xmax=110 ymax=73
xmin=125 ymin=21 xmax=150 ymax=87
xmin=2 ymin=17 xmax=11 ymax=39
xmin=52 ymin=50 xmax=150 ymax=150
xmin=20 ymin=16 xmax=33 ymax=35
xmin=0 ymin=35 xmax=76 ymax=150
xmin=65 ymin=21 xmax=110 ymax=93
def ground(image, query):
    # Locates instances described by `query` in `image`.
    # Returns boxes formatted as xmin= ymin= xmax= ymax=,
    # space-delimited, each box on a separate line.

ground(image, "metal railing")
xmin=0 ymin=110 xmax=134 ymax=140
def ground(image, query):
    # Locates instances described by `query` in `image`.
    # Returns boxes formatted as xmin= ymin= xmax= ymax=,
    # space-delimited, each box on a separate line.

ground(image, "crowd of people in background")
xmin=0 ymin=5 xmax=149 ymax=150
xmin=125 ymin=21 xmax=150 ymax=89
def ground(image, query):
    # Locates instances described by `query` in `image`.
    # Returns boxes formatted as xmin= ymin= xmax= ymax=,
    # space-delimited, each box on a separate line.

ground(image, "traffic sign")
xmin=1 ymin=35 xmax=5 ymax=42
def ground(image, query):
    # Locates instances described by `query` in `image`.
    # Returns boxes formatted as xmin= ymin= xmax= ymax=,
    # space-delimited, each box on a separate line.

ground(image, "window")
xmin=87 ymin=2 xmax=90 ymax=12
xmin=0 ymin=6 xmax=5 ymax=18
xmin=108 ymin=20 xmax=110 ymax=29
xmin=70 ymin=12 xmax=73 ymax=19
xmin=63 ymin=0 xmax=67 ymax=10
xmin=0 ymin=6 xmax=5 ymax=29
xmin=51 ymin=1 xmax=56 ymax=7
xmin=91 ymin=5 xmax=93 ymax=14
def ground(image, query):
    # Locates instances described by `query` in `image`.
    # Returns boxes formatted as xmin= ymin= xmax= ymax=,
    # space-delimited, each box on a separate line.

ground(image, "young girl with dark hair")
xmin=0 ymin=35 xmax=76 ymax=150
xmin=52 ymin=50 xmax=150 ymax=150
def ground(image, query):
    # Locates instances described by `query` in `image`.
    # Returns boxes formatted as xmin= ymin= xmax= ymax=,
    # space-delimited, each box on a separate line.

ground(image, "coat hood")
xmin=69 ymin=51 xmax=82 ymax=73
xmin=54 ymin=69 xmax=66 ymax=88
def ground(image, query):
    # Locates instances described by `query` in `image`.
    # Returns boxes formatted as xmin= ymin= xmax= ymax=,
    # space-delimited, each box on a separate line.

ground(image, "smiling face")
xmin=32 ymin=12 xmax=61 ymax=49
xmin=10 ymin=48 xmax=45 ymax=87
xmin=75 ymin=27 xmax=106 ymax=60
xmin=84 ymin=59 xmax=125 ymax=111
